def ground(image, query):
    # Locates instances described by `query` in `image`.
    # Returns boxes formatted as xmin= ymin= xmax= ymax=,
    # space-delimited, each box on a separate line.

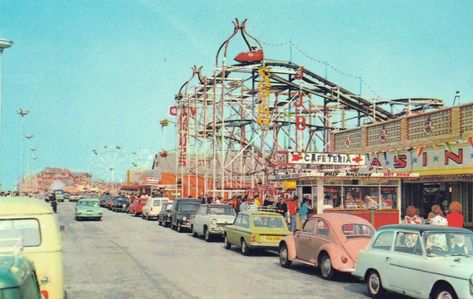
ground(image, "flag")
xmin=468 ymin=136 xmax=473 ymax=147
xmin=416 ymin=146 xmax=424 ymax=158
xmin=444 ymin=142 xmax=452 ymax=152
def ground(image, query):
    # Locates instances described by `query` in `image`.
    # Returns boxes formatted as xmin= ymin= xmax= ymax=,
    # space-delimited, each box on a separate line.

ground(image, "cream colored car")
xmin=0 ymin=196 xmax=65 ymax=299
xmin=142 ymin=197 xmax=170 ymax=220
xmin=191 ymin=204 xmax=236 ymax=241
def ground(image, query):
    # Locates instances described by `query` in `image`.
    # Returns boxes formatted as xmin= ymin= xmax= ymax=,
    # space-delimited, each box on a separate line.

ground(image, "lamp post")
xmin=0 ymin=38 xmax=13 ymax=192
xmin=17 ymin=108 xmax=29 ymax=194
xmin=25 ymin=135 xmax=34 ymax=189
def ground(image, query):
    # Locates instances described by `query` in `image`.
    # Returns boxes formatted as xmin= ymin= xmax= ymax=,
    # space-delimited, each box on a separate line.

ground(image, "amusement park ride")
xmin=167 ymin=19 xmax=444 ymax=199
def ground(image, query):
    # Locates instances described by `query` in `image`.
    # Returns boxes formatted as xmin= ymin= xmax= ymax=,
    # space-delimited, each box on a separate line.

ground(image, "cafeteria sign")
xmin=288 ymin=152 xmax=366 ymax=166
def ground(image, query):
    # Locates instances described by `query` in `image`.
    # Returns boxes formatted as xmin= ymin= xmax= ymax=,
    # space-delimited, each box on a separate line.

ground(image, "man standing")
xmin=287 ymin=196 xmax=299 ymax=232
xmin=275 ymin=197 xmax=288 ymax=217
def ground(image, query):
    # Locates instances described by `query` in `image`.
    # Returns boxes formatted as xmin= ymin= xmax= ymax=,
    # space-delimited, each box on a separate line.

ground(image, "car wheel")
xmin=204 ymin=228 xmax=212 ymax=242
xmin=99 ymin=217 xmax=102 ymax=221
xmin=279 ymin=243 xmax=292 ymax=268
xmin=134 ymin=211 xmax=138 ymax=217
xmin=432 ymin=283 xmax=457 ymax=299
xmin=159 ymin=219 xmax=163 ymax=226
xmin=191 ymin=226 xmax=198 ymax=237
xmin=224 ymin=234 xmax=231 ymax=249
xmin=319 ymin=253 xmax=335 ymax=280
xmin=241 ymin=239 xmax=251 ymax=256
xmin=367 ymin=270 xmax=386 ymax=298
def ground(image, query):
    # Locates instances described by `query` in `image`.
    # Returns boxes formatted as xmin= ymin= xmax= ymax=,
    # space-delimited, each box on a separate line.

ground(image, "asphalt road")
xmin=57 ymin=202 xmax=384 ymax=299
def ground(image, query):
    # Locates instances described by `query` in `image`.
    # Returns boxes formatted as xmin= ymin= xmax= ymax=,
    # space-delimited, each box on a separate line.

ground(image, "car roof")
xmin=377 ymin=224 xmax=472 ymax=234
xmin=239 ymin=211 xmax=283 ymax=217
xmin=307 ymin=213 xmax=373 ymax=227
xmin=201 ymin=204 xmax=231 ymax=208
xmin=0 ymin=196 xmax=52 ymax=215
xmin=0 ymin=254 xmax=33 ymax=289
xmin=79 ymin=198 xmax=99 ymax=201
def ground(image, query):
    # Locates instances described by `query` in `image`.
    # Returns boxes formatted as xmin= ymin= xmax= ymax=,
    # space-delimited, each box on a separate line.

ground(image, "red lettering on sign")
xmin=295 ymin=115 xmax=306 ymax=131
xmin=394 ymin=154 xmax=407 ymax=169
xmin=189 ymin=107 xmax=197 ymax=116
xmin=169 ymin=106 xmax=177 ymax=116
xmin=370 ymin=158 xmax=382 ymax=167
xmin=444 ymin=149 xmax=463 ymax=165
xmin=294 ymin=93 xmax=303 ymax=107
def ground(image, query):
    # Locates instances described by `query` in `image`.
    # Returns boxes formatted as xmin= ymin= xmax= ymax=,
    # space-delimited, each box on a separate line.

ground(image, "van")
xmin=0 ymin=197 xmax=65 ymax=299
xmin=142 ymin=197 xmax=169 ymax=220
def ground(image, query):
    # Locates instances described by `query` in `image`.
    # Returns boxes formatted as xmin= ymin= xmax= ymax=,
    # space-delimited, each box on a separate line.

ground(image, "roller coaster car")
xmin=234 ymin=49 xmax=263 ymax=63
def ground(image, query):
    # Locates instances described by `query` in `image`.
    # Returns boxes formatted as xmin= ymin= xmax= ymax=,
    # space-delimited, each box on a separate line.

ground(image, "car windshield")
xmin=424 ymin=232 xmax=473 ymax=257
xmin=341 ymin=224 xmax=374 ymax=237
xmin=0 ymin=219 xmax=41 ymax=247
xmin=252 ymin=216 xmax=285 ymax=228
xmin=179 ymin=203 xmax=200 ymax=212
xmin=209 ymin=207 xmax=235 ymax=215
xmin=78 ymin=201 xmax=99 ymax=207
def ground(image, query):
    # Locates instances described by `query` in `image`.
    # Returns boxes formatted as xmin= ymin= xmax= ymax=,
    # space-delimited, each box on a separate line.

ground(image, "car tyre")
xmin=224 ymin=234 xmax=231 ymax=249
xmin=319 ymin=253 xmax=336 ymax=280
xmin=191 ymin=226 xmax=198 ymax=237
xmin=431 ymin=283 xmax=457 ymax=299
xmin=204 ymin=228 xmax=212 ymax=242
xmin=279 ymin=243 xmax=292 ymax=268
xmin=367 ymin=270 xmax=387 ymax=298
xmin=241 ymin=239 xmax=251 ymax=256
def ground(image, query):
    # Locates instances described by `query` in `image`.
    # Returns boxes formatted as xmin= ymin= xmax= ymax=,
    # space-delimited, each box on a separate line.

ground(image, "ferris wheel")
xmin=131 ymin=147 xmax=157 ymax=169
xmin=88 ymin=145 xmax=132 ymax=190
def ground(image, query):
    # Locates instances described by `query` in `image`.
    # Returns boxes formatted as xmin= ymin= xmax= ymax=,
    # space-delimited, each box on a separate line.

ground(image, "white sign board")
xmin=287 ymin=152 xmax=366 ymax=166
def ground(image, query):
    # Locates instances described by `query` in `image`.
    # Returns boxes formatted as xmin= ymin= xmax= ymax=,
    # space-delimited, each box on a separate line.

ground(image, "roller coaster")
xmin=170 ymin=18 xmax=444 ymax=198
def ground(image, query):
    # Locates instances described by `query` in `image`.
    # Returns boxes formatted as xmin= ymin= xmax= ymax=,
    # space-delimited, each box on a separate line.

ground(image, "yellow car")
xmin=0 ymin=196 xmax=65 ymax=299
xmin=224 ymin=211 xmax=290 ymax=255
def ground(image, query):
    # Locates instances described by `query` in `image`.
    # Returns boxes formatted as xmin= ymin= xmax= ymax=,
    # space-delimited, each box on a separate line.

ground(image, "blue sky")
xmin=0 ymin=0 xmax=472 ymax=189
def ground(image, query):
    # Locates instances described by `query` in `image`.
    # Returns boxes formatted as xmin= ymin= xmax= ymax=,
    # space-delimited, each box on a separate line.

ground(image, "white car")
xmin=353 ymin=224 xmax=473 ymax=299
xmin=190 ymin=204 xmax=236 ymax=241
xmin=142 ymin=197 xmax=169 ymax=220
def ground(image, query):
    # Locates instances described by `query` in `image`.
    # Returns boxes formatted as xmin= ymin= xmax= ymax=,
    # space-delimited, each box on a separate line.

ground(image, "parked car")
xmin=224 ymin=211 xmax=290 ymax=255
xmin=75 ymin=198 xmax=102 ymax=221
xmin=158 ymin=202 xmax=173 ymax=226
xmin=171 ymin=199 xmax=201 ymax=232
xmin=99 ymin=192 xmax=111 ymax=207
xmin=0 ymin=241 xmax=42 ymax=299
xmin=53 ymin=189 xmax=64 ymax=202
xmin=129 ymin=198 xmax=147 ymax=216
xmin=191 ymin=204 xmax=236 ymax=241
xmin=353 ymin=224 xmax=473 ymax=299
xmin=142 ymin=197 xmax=170 ymax=220
xmin=0 ymin=196 xmax=65 ymax=299
xmin=278 ymin=213 xmax=374 ymax=280
xmin=105 ymin=196 xmax=117 ymax=210
xmin=111 ymin=196 xmax=130 ymax=212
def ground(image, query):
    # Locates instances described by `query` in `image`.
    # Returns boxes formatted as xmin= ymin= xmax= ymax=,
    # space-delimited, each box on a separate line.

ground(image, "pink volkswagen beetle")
xmin=279 ymin=213 xmax=375 ymax=280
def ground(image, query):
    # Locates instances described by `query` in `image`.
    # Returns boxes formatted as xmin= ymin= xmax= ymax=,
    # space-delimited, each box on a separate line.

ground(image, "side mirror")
xmin=59 ymin=225 xmax=65 ymax=232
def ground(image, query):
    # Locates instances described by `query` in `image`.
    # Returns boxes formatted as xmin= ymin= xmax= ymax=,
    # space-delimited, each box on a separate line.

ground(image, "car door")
xmin=385 ymin=231 xmax=424 ymax=296
xmin=295 ymin=218 xmax=317 ymax=261
xmin=228 ymin=214 xmax=243 ymax=244
xmin=309 ymin=219 xmax=331 ymax=264
xmin=368 ymin=230 xmax=395 ymax=289
xmin=194 ymin=206 xmax=205 ymax=234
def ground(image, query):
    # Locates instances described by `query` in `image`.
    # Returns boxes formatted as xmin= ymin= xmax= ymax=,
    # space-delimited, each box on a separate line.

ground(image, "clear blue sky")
xmin=1 ymin=0 xmax=472 ymax=189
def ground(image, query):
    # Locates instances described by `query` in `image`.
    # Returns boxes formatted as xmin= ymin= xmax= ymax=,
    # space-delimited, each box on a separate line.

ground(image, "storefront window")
xmin=344 ymin=186 xmax=360 ymax=208
xmin=381 ymin=187 xmax=397 ymax=209
xmin=323 ymin=186 xmax=341 ymax=208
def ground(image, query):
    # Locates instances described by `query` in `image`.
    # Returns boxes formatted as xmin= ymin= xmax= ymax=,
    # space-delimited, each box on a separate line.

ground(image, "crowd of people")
xmin=404 ymin=201 xmax=465 ymax=228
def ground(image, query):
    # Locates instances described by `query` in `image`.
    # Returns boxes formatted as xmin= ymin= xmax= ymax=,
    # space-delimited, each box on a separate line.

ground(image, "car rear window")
xmin=78 ymin=201 xmax=99 ymax=207
xmin=209 ymin=207 xmax=235 ymax=215
xmin=0 ymin=219 xmax=41 ymax=247
xmin=252 ymin=216 xmax=285 ymax=228
xmin=342 ymin=224 xmax=374 ymax=237
xmin=179 ymin=203 xmax=200 ymax=212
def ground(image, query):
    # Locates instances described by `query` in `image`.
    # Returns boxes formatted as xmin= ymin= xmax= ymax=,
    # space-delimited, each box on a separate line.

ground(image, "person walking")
xmin=429 ymin=204 xmax=448 ymax=226
xmin=50 ymin=193 xmax=58 ymax=213
xmin=287 ymin=196 xmax=298 ymax=232
xmin=403 ymin=205 xmax=424 ymax=224
xmin=299 ymin=198 xmax=311 ymax=224
xmin=446 ymin=201 xmax=464 ymax=228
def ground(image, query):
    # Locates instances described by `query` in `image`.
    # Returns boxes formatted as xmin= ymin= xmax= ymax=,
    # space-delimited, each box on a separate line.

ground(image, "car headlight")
xmin=182 ymin=216 xmax=187 ymax=221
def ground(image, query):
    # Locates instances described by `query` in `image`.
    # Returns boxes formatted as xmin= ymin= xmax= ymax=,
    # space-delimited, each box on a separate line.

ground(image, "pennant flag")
xmin=468 ymin=136 xmax=473 ymax=148
xmin=445 ymin=142 xmax=452 ymax=152
xmin=416 ymin=146 xmax=424 ymax=158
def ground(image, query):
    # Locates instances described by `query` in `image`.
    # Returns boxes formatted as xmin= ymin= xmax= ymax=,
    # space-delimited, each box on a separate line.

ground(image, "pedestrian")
xmin=263 ymin=196 xmax=272 ymax=207
xmin=50 ymin=193 xmax=58 ymax=213
xmin=429 ymin=204 xmax=448 ymax=226
xmin=239 ymin=198 xmax=249 ymax=213
xmin=253 ymin=195 xmax=261 ymax=207
xmin=275 ymin=196 xmax=288 ymax=217
xmin=299 ymin=198 xmax=311 ymax=224
xmin=446 ymin=201 xmax=464 ymax=228
xmin=403 ymin=205 xmax=424 ymax=224
xmin=287 ymin=196 xmax=298 ymax=232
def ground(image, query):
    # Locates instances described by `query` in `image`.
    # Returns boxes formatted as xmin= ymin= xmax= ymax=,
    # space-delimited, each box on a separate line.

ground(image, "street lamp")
xmin=0 ymin=38 xmax=13 ymax=191
xmin=25 ymin=135 xmax=34 ymax=184
xmin=17 ymin=108 xmax=29 ymax=194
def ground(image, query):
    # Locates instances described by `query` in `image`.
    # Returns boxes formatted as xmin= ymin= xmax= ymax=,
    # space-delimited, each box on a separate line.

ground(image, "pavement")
xmin=56 ymin=201 xmax=396 ymax=299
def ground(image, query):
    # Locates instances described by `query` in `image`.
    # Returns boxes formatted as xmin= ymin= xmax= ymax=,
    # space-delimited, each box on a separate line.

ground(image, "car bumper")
xmin=76 ymin=214 xmax=102 ymax=218
xmin=248 ymin=242 xmax=279 ymax=250
xmin=208 ymin=226 xmax=227 ymax=235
